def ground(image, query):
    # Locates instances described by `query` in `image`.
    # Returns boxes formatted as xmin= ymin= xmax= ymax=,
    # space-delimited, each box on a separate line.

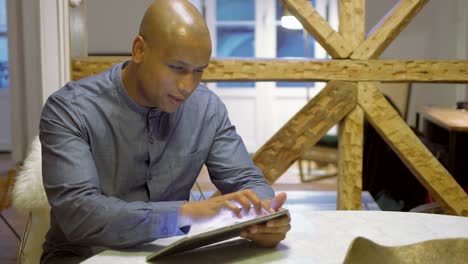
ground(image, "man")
xmin=39 ymin=0 xmax=291 ymax=263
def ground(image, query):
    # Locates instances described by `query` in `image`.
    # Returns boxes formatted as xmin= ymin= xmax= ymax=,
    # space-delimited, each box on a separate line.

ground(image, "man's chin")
xmin=159 ymin=104 xmax=179 ymax=113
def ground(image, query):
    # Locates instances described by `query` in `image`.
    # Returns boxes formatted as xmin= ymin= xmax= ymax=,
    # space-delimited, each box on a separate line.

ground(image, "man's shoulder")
xmin=49 ymin=64 xmax=119 ymax=104
xmin=192 ymin=83 xmax=215 ymax=95
xmin=189 ymin=84 xmax=222 ymax=106
xmin=179 ymin=84 xmax=224 ymax=121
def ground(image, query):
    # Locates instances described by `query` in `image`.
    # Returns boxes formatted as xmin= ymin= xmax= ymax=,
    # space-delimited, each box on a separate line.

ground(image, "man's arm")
xmin=40 ymin=95 xmax=187 ymax=248
xmin=201 ymin=94 xmax=291 ymax=247
xmin=205 ymin=96 xmax=275 ymax=200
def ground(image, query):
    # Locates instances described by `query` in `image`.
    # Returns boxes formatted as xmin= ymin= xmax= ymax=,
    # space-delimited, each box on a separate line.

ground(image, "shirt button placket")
xmin=147 ymin=170 xmax=153 ymax=181
xmin=147 ymin=109 xmax=158 ymax=145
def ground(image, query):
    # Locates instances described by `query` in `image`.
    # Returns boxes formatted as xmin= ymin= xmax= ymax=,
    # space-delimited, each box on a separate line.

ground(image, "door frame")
xmin=7 ymin=0 xmax=70 ymax=161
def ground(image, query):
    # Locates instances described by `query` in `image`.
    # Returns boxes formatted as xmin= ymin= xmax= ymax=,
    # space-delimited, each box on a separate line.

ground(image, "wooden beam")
xmin=71 ymin=56 xmax=128 ymax=81
xmin=358 ymin=82 xmax=468 ymax=216
xmin=337 ymin=105 xmax=364 ymax=210
xmin=253 ymin=81 xmax=357 ymax=184
xmin=72 ymin=57 xmax=468 ymax=83
xmin=338 ymin=0 xmax=365 ymax=209
xmin=281 ymin=0 xmax=352 ymax=58
xmin=339 ymin=0 xmax=365 ymax=50
xmin=351 ymin=0 xmax=429 ymax=59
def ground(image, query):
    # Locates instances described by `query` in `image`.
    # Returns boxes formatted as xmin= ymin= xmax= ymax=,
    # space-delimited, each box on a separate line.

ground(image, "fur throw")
xmin=12 ymin=136 xmax=50 ymax=213
xmin=11 ymin=137 xmax=50 ymax=264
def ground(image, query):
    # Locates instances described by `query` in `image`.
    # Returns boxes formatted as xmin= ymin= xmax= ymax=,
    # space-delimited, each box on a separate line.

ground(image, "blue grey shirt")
xmin=39 ymin=62 xmax=274 ymax=261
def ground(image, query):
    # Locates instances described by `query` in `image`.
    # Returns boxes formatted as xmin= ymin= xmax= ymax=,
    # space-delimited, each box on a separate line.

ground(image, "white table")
xmin=82 ymin=195 xmax=468 ymax=264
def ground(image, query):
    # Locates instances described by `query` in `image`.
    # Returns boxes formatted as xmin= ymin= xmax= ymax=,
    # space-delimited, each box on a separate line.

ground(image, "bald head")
xmin=139 ymin=0 xmax=210 ymax=47
xmin=122 ymin=0 xmax=212 ymax=112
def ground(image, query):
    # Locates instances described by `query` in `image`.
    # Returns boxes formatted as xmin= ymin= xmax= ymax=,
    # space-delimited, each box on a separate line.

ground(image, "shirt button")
xmin=147 ymin=174 xmax=153 ymax=181
xmin=149 ymin=109 xmax=159 ymax=117
xmin=161 ymin=227 xmax=168 ymax=234
xmin=149 ymin=137 xmax=154 ymax=144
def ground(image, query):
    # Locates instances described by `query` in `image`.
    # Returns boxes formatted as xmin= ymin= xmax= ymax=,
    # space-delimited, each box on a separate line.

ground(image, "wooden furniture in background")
xmin=0 ymin=169 xmax=21 ymax=241
xmin=298 ymin=144 xmax=338 ymax=182
xmin=418 ymin=106 xmax=468 ymax=132
xmin=70 ymin=0 xmax=468 ymax=216
xmin=0 ymin=170 xmax=14 ymax=211
xmin=417 ymin=106 xmax=468 ymax=188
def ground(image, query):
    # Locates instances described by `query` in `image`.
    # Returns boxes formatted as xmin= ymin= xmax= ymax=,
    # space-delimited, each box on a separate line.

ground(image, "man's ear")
xmin=132 ymin=35 xmax=145 ymax=63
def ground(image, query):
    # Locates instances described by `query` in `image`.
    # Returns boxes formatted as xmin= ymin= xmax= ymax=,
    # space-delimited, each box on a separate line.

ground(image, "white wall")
xmin=366 ymin=0 xmax=467 ymax=127
xmin=87 ymin=0 xmax=202 ymax=55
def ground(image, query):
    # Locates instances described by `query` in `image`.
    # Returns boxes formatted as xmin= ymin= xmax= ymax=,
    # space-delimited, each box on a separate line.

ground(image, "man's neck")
xmin=121 ymin=62 xmax=146 ymax=107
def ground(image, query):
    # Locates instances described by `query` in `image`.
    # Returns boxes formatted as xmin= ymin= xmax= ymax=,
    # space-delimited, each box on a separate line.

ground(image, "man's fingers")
xmin=247 ymin=223 xmax=291 ymax=234
xmin=223 ymin=200 xmax=242 ymax=217
xmin=270 ymin=192 xmax=287 ymax=211
xmin=227 ymin=190 xmax=263 ymax=214
xmin=262 ymin=200 xmax=274 ymax=214
xmin=240 ymin=232 xmax=285 ymax=248
xmin=240 ymin=190 xmax=262 ymax=214
xmin=266 ymin=213 xmax=291 ymax=227
xmin=229 ymin=195 xmax=251 ymax=213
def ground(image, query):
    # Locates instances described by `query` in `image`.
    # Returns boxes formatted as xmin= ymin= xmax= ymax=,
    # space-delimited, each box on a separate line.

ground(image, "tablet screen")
xmin=146 ymin=209 xmax=289 ymax=261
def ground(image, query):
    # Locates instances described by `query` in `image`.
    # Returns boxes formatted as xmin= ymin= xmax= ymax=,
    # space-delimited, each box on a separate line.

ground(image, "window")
xmin=276 ymin=0 xmax=316 ymax=87
xmin=206 ymin=0 xmax=335 ymax=89
xmin=214 ymin=0 xmax=255 ymax=88
xmin=0 ymin=0 xmax=8 ymax=89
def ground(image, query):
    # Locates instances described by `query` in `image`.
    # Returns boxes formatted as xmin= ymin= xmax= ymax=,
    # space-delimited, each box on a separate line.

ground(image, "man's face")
xmin=135 ymin=34 xmax=211 ymax=112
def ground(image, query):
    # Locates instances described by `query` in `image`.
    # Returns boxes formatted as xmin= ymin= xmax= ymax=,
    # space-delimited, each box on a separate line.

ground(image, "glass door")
xmin=0 ymin=0 xmax=11 ymax=151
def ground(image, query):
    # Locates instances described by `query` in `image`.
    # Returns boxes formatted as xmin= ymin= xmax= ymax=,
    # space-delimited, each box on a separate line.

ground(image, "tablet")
xmin=146 ymin=209 xmax=289 ymax=261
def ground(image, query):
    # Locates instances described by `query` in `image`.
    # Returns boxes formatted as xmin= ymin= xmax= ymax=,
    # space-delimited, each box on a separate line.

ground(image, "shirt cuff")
xmin=151 ymin=201 xmax=190 ymax=238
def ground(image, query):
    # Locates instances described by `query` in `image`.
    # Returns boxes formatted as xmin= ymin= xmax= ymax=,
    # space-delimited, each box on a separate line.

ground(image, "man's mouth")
xmin=168 ymin=94 xmax=185 ymax=105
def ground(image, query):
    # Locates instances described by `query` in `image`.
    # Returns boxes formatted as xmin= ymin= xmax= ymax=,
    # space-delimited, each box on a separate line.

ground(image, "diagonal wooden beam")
xmin=72 ymin=57 xmax=468 ymax=84
xmin=358 ymin=82 xmax=468 ymax=216
xmin=281 ymin=0 xmax=352 ymax=58
xmin=351 ymin=0 xmax=429 ymax=59
xmin=337 ymin=0 xmax=365 ymax=210
xmin=253 ymin=81 xmax=357 ymax=185
xmin=209 ymin=81 xmax=357 ymax=198
xmin=339 ymin=0 xmax=366 ymax=50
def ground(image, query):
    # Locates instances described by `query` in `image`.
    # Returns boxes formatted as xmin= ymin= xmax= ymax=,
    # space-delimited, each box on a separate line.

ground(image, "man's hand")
xmin=179 ymin=189 xmax=264 ymax=225
xmin=240 ymin=192 xmax=291 ymax=247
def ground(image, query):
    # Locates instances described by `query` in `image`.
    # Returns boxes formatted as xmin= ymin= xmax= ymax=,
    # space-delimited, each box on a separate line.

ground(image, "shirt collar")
xmin=112 ymin=61 xmax=153 ymax=116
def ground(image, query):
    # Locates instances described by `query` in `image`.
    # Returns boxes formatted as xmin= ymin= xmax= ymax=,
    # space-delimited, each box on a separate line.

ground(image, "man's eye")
xmin=194 ymin=69 xmax=204 ymax=73
xmin=169 ymin=65 xmax=183 ymax=71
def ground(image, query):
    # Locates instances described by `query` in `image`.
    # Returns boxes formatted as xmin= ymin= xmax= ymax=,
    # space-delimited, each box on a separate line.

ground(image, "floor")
xmin=0 ymin=152 xmax=338 ymax=264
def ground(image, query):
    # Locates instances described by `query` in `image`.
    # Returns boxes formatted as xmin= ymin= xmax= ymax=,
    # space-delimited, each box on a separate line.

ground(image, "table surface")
xmin=418 ymin=106 xmax=468 ymax=131
xmin=82 ymin=192 xmax=468 ymax=264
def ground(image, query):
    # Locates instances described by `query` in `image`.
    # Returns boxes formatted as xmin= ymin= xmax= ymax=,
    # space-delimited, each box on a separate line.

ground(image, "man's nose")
xmin=177 ymin=73 xmax=198 ymax=96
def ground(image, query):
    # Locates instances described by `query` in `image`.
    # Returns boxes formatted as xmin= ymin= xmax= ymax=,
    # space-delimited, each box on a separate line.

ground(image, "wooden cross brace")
xmin=256 ymin=0 xmax=468 ymax=216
